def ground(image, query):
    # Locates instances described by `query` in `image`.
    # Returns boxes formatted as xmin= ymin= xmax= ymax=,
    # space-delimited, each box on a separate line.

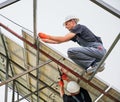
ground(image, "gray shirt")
xmin=70 ymin=24 xmax=103 ymax=47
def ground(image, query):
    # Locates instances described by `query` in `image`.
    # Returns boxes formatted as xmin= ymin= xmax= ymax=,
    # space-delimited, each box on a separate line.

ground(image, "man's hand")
xmin=61 ymin=73 xmax=68 ymax=81
xmin=38 ymin=32 xmax=50 ymax=39
xmin=58 ymin=80 xmax=64 ymax=87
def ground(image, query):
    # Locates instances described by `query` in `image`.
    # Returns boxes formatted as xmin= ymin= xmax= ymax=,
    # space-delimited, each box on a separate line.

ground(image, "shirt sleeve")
xmin=70 ymin=24 xmax=83 ymax=34
xmin=70 ymin=24 xmax=83 ymax=42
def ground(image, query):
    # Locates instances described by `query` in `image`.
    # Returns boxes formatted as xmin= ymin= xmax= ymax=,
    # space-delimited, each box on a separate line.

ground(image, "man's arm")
xmin=38 ymin=32 xmax=76 ymax=43
xmin=41 ymin=39 xmax=59 ymax=44
xmin=58 ymin=80 xmax=65 ymax=97
xmin=59 ymin=85 xmax=64 ymax=97
xmin=48 ymin=33 xmax=75 ymax=43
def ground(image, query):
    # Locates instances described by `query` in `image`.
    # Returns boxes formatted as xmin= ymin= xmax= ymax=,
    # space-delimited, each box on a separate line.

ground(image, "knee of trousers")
xmin=67 ymin=48 xmax=79 ymax=58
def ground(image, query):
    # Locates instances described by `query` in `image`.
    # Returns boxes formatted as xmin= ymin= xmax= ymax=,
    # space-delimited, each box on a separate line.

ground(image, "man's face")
xmin=65 ymin=19 xmax=76 ymax=30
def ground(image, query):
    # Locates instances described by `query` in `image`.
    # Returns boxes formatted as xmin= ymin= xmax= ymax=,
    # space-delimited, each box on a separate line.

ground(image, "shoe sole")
xmin=86 ymin=66 xmax=105 ymax=75
xmin=98 ymin=66 xmax=105 ymax=72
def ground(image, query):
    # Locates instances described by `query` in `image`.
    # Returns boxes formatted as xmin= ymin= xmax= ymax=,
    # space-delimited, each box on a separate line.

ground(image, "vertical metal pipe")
xmin=4 ymin=58 xmax=9 ymax=102
xmin=1 ymin=34 xmax=9 ymax=102
xmin=1 ymin=34 xmax=19 ymax=102
xmin=12 ymin=81 xmax=15 ymax=102
xmin=33 ymin=0 xmax=40 ymax=101
xmin=33 ymin=0 xmax=37 ymax=43
xmin=17 ymin=92 xmax=19 ymax=101
xmin=36 ymin=37 xmax=40 ymax=102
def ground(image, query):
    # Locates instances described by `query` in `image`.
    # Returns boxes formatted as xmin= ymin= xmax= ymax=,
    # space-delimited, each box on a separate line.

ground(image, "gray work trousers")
xmin=67 ymin=43 xmax=106 ymax=70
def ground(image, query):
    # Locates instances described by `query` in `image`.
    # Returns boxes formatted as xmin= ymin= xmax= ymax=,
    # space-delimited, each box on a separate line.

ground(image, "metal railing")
xmin=0 ymin=22 xmax=119 ymax=102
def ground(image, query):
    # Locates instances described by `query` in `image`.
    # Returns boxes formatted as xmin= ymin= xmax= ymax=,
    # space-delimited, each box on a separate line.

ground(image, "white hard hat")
xmin=63 ymin=15 xmax=79 ymax=25
xmin=67 ymin=81 xmax=80 ymax=93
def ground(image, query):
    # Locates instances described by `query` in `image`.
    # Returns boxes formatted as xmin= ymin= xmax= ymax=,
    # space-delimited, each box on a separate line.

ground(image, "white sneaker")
xmin=86 ymin=63 xmax=105 ymax=74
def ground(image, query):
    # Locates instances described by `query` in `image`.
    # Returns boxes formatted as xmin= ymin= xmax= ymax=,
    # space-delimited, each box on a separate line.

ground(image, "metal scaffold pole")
xmin=90 ymin=0 xmax=120 ymax=18
xmin=0 ymin=0 xmax=20 ymax=9
xmin=33 ymin=0 xmax=37 ymax=43
xmin=33 ymin=0 xmax=41 ymax=101
xmin=89 ymin=33 xmax=120 ymax=80
xmin=1 ymin=35 xmax=9 ymax=102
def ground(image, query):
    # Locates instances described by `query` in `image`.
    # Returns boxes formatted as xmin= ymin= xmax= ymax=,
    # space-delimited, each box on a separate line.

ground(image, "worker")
xmin=38 ymin=15 xmax=106 ymax=74
xmin=58 ymin=73 xmax=92 ymax=102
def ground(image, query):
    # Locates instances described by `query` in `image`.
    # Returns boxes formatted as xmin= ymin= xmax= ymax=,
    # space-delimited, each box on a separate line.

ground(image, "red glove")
xmin=58 ymin=80 xmax=64 ymax=87
xmin=38 ymin=32 xmax=49 ymax=39
xmin=62 ymin=73 xmax=68 ymax=80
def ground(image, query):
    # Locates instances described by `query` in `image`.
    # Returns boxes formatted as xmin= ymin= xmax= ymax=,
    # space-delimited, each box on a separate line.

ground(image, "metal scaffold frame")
xmin=0 ymin=0 xmax=120 ymax=102
xmin=0 ymin=22 xmax=120 ymax=102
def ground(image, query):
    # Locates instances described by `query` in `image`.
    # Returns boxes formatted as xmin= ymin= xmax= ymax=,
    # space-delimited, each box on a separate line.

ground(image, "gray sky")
xmin=0 ymin=0 xmax=120 ymax=101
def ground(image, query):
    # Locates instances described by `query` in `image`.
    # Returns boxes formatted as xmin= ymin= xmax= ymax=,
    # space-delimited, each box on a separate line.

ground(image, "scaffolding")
xmin=0 ymin=0 xmax=120 ymax=102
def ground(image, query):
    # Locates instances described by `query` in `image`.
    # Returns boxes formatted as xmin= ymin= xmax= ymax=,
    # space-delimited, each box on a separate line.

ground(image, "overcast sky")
xmin=0 ymin=0 xmax=120 ymax=101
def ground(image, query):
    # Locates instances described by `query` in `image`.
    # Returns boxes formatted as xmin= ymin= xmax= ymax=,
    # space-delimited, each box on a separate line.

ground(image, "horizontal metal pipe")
xmin=90 ymin=0 xmax=120 ymax=18
xmin=0 ymin=0 xmax=20 ymax=9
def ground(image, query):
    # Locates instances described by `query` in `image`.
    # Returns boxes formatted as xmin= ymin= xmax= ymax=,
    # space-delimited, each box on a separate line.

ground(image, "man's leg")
xmin=67 ymin=47 xmax=105 ymax=70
